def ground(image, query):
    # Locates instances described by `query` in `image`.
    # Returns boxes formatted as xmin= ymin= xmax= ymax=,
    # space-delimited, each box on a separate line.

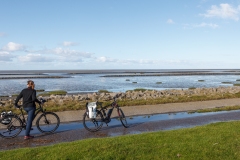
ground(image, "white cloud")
xmin=2 ymin=42 xmax=25 ymax=51
xmin=167 ymin=19 xmax=175 ymax=24
xmin=183 ymin=22 xmax=219 ymax=29
xmin=97 ymin=56 xmax=108 ymax=62
xmin=17 ymin=47 xmax=94 ymax=63
xmin=194 ymin=22 xmax=219 ymax=28
xmin=96 ymin=57 xmax=140 ymax=63
xmin=0 ymin=51 xmax=15 ymax=61
xmin=52 ymin=48 xmax=93 ymax=58
xmin=96 ymin=57 xmax=170 ymax=65
xmin=18 ymin=54 xmax=53 ymax=62
xmin=201 ymin=3 xmax=240 ymax=21
xmin=62 ymin=41 xmax=77 ymax=46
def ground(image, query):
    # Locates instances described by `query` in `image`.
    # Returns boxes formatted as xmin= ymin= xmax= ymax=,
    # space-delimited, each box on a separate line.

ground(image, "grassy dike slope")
xmin=1 ymin=121 xmax=240 ymax=160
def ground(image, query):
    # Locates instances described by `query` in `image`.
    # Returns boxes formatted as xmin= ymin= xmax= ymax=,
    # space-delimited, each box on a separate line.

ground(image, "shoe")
xmin=24 ymin=135 xmax=34 ymax=140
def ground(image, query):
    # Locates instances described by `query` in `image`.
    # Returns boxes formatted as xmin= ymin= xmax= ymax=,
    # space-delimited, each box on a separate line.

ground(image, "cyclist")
xmin=14 ymin=80 xmax=41 ymax=140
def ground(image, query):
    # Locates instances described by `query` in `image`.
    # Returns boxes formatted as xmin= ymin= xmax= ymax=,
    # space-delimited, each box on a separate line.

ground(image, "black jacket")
xmin=15 ymin=87 xmax=41 ymax=108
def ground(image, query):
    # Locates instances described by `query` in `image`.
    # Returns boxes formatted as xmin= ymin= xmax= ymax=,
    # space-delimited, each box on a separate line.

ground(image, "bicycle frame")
xmin=18 ymin=104 xmax=45 ymax=126
xmin=96 ymin=98 xmax=121 ymax=123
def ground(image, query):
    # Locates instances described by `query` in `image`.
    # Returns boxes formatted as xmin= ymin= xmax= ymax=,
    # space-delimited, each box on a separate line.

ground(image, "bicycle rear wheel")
xmin=0 ymin=115 xmax=23 ymax=139
xmin=118 ymin=108 xmax=128 ymax=128
xmin=36 ymin=112 xmax=60 ymax=133
xmin=83 ymin=110 xmax=104 ymax=132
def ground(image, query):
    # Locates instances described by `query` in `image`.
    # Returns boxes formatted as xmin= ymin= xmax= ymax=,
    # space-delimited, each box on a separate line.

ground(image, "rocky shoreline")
xmin=1 ymin=86 xmax=240 ymax=107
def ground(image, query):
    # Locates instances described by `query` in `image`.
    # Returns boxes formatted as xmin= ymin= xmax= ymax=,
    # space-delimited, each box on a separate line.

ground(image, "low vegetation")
xmin=38 ymin=90 xmax=67 ymax=96
xmin=188 ymin=87 xmax=196 ymax=89
xmin=133 ymin=88 xmax=147 ymax=92
xmin=98 ymin=90 xmax=110 ymax=93
xmin=188 ymin=105 xmax=240 ymax=113
xmin=221 ymin=82 xmax=232 ymax=84
xmin=1 ymin=121 xmax=240 ymax=159
xmin=2 ymin=90 xmax=240 ymax=113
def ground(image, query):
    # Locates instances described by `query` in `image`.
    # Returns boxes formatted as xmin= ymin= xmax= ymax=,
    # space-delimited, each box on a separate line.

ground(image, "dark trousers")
xmin=24 ymin=106 xmax=36 ymax=136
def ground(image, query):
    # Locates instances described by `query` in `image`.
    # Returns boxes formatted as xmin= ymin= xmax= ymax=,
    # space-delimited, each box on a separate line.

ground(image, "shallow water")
xmin=1 ymin=72 xmax=240 ymax=96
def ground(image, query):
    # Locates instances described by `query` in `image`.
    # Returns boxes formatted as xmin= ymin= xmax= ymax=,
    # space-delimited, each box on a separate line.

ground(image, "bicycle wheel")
xmin=118 ymin=108 xmax=128 ymax=128
xmin=0 ymin=115 xmax=23 ymax=139
xmin=83 ymin=110 xmax=104 ymax=132
xmin=36 ymin=112 xmax=60 ymax=133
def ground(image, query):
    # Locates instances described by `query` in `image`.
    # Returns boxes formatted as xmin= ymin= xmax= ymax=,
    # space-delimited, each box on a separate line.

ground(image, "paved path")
xmin=1 ymin=98 xmax=240 ymax=151
xmin=56 ymin=98 xmax=240 ymax=122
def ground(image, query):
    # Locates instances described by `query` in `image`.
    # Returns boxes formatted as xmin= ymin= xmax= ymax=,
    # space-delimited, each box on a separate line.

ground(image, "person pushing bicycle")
xmin=14 ymin=80 xmax=42 ymax=140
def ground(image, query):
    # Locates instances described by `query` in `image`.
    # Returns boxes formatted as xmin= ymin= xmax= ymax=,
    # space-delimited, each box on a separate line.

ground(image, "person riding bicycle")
xmin=14 ymin=80 xmax=41 ymax=140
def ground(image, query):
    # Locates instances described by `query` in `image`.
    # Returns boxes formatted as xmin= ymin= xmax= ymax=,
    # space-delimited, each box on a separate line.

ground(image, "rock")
xmin=1 ymin=86 xmax=240 ymax=107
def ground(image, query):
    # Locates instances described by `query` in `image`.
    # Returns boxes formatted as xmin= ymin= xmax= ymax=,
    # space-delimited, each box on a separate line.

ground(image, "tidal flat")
xmin=1 ymin=69 xmax=240 ymax=97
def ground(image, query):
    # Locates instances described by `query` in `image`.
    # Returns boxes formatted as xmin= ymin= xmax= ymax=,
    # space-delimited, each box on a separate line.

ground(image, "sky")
xmin=0 ymin=0 xmax=240 ymax=70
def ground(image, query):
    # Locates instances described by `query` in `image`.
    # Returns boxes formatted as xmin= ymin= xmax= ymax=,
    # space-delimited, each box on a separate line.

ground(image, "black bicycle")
xmin=83 ymin=96 xmax=128 ymax=132
xmin=0 ymin=98 xmax=60 ymax=139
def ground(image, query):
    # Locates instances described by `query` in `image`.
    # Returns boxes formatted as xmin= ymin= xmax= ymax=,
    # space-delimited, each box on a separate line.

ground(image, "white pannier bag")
xmin=87 ymin=102 xmax=97 ymax=118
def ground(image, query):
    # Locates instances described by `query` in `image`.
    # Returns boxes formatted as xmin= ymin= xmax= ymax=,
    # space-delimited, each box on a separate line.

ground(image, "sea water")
xmin=0 ymin=69 xmax=240 ymax=96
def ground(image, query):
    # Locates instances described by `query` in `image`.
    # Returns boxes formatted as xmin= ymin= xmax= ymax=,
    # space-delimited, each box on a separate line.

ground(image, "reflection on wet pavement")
xmin=47 ymin=110 xmax=240 ymax=132
xmin=1 ymin=110 xmax=240 ymax=151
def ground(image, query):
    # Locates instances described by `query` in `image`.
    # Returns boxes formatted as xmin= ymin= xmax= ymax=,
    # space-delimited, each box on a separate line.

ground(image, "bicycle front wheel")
xmin=36 ymin=112 xmax=60 ymax=133
xmin=83 ymin=110 xmax=104 ymax=132
xmin=118 ymin=108 xmax=128 ymax=128
xmin=0 ymin=115 xmax=23 ymax=139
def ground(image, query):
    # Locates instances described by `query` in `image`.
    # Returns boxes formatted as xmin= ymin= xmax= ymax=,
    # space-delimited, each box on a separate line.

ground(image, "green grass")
xmin=188 ymin=105 xmax=240 ymax=113
xmin=36 ymin=89 xmax=45 ymax=92
xmin=38 ymin=90 xmax=67 ymax=96
xmin=221 ymin=82 xmax=232 ymax=84
xmin=188 ymin=87 xmax=196 ymax=89
xmin=1 ymin=121 xmax=240 ymax=159
xmin=234 ymin=84 xmax=240 ymax=86
xmin=133 ymin=88 xmax=147 ymax=92
xmin=98 ymin=90 xmax=111 ymax=93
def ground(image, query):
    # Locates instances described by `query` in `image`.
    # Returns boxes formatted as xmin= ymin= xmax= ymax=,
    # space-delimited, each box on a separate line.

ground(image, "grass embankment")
xmin=1 ymin=121 xmax=240 ymax=159
xmin=192 ymin=105 xmax=240 ymax=113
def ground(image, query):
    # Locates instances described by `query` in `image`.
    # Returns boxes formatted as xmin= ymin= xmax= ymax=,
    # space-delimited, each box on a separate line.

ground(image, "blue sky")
xmin=0 ymin=0 xmax=240 ymax=70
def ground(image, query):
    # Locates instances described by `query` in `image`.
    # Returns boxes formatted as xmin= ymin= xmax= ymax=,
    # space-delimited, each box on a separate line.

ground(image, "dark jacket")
xmin=15 ymin=87 xmax=41 ymax=108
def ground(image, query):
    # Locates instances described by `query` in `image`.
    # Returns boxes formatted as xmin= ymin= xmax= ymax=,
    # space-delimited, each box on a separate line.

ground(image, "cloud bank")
xmin=2 ymin=42 xmax=25 ymax=52
xmin=201 ymin=3 xmax=240 ymax=21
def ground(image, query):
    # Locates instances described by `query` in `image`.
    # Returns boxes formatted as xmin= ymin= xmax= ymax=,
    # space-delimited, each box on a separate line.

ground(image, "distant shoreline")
xmin=1 ymin=69 xmax=240 ymax=75
xmin=1 ymin=69 xmax=240 ymax=79
xmin=1 ymin=69 xmax=240 ymax=78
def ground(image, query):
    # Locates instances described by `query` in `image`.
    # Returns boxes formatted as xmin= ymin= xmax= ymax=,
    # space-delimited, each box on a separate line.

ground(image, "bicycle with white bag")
xmin=83 ymin=96 xmax=128 ymax=132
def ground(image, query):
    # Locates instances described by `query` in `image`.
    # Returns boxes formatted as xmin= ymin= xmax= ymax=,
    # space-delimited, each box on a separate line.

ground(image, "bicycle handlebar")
xmin=39 ymin=98 xmax=47 ymax=103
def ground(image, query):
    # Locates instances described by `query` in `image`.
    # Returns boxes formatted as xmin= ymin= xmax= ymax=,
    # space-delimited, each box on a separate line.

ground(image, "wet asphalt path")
xmin=1 ymin=110 xmax=240 ymax=151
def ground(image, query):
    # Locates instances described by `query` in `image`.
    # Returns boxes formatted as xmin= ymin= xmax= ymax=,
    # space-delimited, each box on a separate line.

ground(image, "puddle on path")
xmin=57 ymin=110 xmax=240 ymax=131
xmin=15 ymin=109 xmax=240 ymax=136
